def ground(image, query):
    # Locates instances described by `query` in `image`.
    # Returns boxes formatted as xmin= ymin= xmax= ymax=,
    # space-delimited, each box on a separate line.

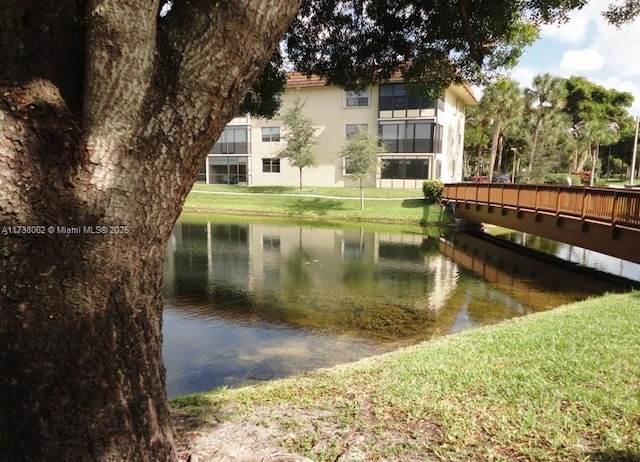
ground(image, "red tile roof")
xmin=285 ymin=72 xmax=477 ymax=105
xmin=286 ymin=73 xmax=327 ymax=89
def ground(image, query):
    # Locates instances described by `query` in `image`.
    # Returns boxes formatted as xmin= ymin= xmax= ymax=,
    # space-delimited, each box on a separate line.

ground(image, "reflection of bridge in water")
xmin=439 ymin=232 xmax=636 ymax=312
xmin=442 ymin=184 xmax=640 ymax=265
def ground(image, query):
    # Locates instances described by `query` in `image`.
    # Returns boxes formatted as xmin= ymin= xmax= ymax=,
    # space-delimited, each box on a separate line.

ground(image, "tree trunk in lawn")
xmin=0 ymin=1 xmax=300 ymax=460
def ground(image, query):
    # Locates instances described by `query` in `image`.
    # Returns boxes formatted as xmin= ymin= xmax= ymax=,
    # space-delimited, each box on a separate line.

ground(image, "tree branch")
xmin=145 ymin=1 xmax=302 ymax=202
xmin=83 ymin=0 xmax=160 ymax=148
xmin=0 ymin=0 xmax=86 ymax=110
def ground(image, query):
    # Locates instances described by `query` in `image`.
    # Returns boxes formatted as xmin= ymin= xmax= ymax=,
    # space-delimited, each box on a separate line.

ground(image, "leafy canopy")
xmin=240 ymin=0 xmax=631 ymax=117
xmin=564 ymin=76 xmax=634 ymax=128
xmin=277 ymin=98 xmax=318 ymax=170
xmin=339 ymin=130 xmax=386 ymax=182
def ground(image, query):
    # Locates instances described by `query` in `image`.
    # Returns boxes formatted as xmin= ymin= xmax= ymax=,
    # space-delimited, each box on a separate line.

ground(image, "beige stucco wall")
xmin=205 ymin=82 xmax=474 ymax=189
xmin=250 ymin=86 xmax=380 ymax=188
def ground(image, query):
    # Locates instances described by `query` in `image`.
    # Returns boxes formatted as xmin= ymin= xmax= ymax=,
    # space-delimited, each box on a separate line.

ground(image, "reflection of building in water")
xmin=163 ymin=219 xmax=461 ymax=333
xmin=375 ymin=232 xmax=459 ymax=315
xmin=163 ymin=220 xmax=250 ymax=301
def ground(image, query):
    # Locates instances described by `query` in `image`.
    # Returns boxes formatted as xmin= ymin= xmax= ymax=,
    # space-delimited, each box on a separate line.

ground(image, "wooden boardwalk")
xmin=442 ymin=183 xmax=640 ymax=265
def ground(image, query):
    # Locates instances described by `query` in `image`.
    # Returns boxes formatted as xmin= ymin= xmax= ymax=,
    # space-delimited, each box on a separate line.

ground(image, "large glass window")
xmin=379 ymin=84 xmax=435 ymax=112
xmin=261 ymin=127 xmax=280 ymax=142
xmin=345 ymin=89 xmax=369 ymax=107
xmin=208 ymin=156 xmax=247 ymax=184
xmin=379 ymin=120 xmax=434 ymax=153
xmin=381 ymin=158 xmax=431 ymax=179
xmin=211 ymin=127 xmax=249 ymax=154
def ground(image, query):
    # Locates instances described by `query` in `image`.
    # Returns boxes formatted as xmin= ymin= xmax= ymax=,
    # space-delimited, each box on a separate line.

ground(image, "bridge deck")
xmin=442 ymin=183 xmax=640 ymax=265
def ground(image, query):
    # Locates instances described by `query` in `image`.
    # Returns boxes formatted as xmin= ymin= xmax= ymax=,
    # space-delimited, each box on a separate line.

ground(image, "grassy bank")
xmin=172 ymin=292 xmax=640 ymax=461
xmin=183 ymin=184 xmax=446 ymax=224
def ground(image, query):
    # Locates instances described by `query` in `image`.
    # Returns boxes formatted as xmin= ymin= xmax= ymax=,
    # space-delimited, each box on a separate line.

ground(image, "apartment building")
xmin=198 ymin=73 xmax=476 ymax=189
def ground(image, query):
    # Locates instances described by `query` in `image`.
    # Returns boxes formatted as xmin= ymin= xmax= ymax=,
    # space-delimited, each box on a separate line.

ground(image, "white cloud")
xmin=590 ymin=21 xmax=640 ymax=78
xmin=509 ymin=65 xmax=539 ymax=89
xmin=539 ymin=0 xmax=606 ymax=44
xmin=541 ymin=17 xmax=590 ymax=44
xmin=560 ymin=48 xmax=605 ymax=73
xmin=515 ymin=0 xmax=640 ymax=116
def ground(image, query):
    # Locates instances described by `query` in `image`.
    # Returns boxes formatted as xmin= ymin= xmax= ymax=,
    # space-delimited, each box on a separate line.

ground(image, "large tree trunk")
xmin=0 ymin=82 xmax=178 ymax=459
xmin=1 ymin=234 xmax=174 ymax=460
xmin=0 ymin=1 xmax=301 ymax=460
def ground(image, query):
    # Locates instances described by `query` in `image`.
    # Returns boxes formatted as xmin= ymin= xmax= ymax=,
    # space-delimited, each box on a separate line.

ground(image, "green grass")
xmin=190 ymin=184 xmax=423 ymax=198
xmin=172 ymin=292 xmax=640 ymax=461
xmin=184 ymin=184 xmax=446 ymax=224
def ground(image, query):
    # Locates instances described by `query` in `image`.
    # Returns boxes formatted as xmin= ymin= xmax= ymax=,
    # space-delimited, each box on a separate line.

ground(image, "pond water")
xmin=496 ymin=231 xmax=640 ymax=282
xmin=162 ymin=215 xmax=632 ymax=398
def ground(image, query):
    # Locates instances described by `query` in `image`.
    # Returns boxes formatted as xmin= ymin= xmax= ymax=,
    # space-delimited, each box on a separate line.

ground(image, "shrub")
xmin=544 ymin=173 xmax=581 ymax=186
xmin=422 ymin=180 xmax=444 ymax=204
xmin=573 ymin=170 xmax=592 ymax=185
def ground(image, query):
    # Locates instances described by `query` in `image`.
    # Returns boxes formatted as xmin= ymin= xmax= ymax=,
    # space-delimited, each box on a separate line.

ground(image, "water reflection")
xmin=498 ymin=232 xmax=640 ymax=282
xmin=163 ymin=215 xmax=627 ymax=397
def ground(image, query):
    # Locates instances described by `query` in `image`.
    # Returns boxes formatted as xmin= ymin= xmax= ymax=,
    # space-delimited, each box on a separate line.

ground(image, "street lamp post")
xmin=630 ymin=116 xmax=639 ymax=186
xmin=510 ymin=147 xmax=517 ymax=183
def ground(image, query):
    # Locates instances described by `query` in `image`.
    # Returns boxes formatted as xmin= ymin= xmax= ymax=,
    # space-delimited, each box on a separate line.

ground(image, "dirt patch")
xmin=172 ymin=404 xmax=316 ymax=462
xmin=171 ymin=400 xmax=445 ymax=462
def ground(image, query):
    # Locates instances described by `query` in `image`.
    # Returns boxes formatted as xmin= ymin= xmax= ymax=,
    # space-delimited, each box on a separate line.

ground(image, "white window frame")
xmin=262 ymin=158 xmax=281 ymax=173
xmin=344 ymin=89 xmax=370 ymax=108
xmin=343 ymin=157 xmax=356 ymax=176
xmin=345 ymin=123 xmax=368 ymax=137
xmin=261 ymin=126 xmax=281 ymax=142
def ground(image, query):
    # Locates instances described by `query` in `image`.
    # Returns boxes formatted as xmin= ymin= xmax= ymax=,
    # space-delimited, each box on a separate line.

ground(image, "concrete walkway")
xmin=190 ymin=189 xmax=424 ymax=201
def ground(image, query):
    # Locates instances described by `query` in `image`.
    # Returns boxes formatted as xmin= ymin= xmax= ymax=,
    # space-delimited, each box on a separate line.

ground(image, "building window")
xmin=211 ymin=126 xmax=249 ymax=154
xmin=261 ymin=126 xmax=280 ymax=142
xmin=379 ymin=120 xmax=435 ymax=153
xmin=262 ymin=158 xmax=280 ymax=173
xmin=208 ymin=156 xmax=248 ymax=184
xmin=435 ymin=124 xmax=443 ymax=153
xmin=345 ymin=124 xmax=368 ymax=137
xmin=343 ymin=158 xmax=355 ymax=175
xmin=262 ymin=235 xmax=281 ymax=250
xmin=341 ymin=239 xmax=363 ymax=260
xmin=381 ymin=157 xmax=431 ymax=179
xmin=345 ymin=89 xmax=369 ymax=107
xmin=379 ymin=83 xmax=436 ymax=112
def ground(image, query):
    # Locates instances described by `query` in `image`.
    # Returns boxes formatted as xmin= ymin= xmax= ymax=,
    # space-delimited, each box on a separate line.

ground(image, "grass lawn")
xmin=184 ymin=184 xmax=446 ymax=224
xmin=189 ymin=184 xmax=424 ymax=198
xmin=172 ymin=292 xmax=640 ymax=461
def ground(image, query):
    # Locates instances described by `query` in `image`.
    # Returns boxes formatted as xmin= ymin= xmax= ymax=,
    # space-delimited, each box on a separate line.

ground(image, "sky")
xmin=508 ymin=0 xmax=640 ymax=116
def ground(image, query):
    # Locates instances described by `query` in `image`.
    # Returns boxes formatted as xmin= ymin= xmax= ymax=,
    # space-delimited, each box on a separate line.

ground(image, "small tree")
xmin=277 ymin=98 xmax=318 ymax=189
xmin=339 ymin=130 xmax=386 ymax=210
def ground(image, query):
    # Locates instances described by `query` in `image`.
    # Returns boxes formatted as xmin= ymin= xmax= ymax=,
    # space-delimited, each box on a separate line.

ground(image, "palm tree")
xmin=464 ymin=105 xmax=492 ymax=177
xmin=480 ymin=79 xmax=524 ymax=182
xmin=524 ymin=74 xmax=567 ymax=181
xmin=574 ymin=120 xmax=620 ymax=185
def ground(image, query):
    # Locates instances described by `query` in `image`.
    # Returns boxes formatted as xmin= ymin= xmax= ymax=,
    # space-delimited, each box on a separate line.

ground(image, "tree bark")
xmin=0 ymin=1 xmax=301 ymax=460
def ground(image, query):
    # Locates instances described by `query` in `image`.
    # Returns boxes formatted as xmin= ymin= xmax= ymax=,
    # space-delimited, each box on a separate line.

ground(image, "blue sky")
xmin=508 ymin=0 xmax=640 ymax=116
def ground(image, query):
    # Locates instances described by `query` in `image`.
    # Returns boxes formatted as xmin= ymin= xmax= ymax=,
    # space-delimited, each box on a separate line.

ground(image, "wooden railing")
xmin=443 ymin=184 xmax=640 ymax=229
